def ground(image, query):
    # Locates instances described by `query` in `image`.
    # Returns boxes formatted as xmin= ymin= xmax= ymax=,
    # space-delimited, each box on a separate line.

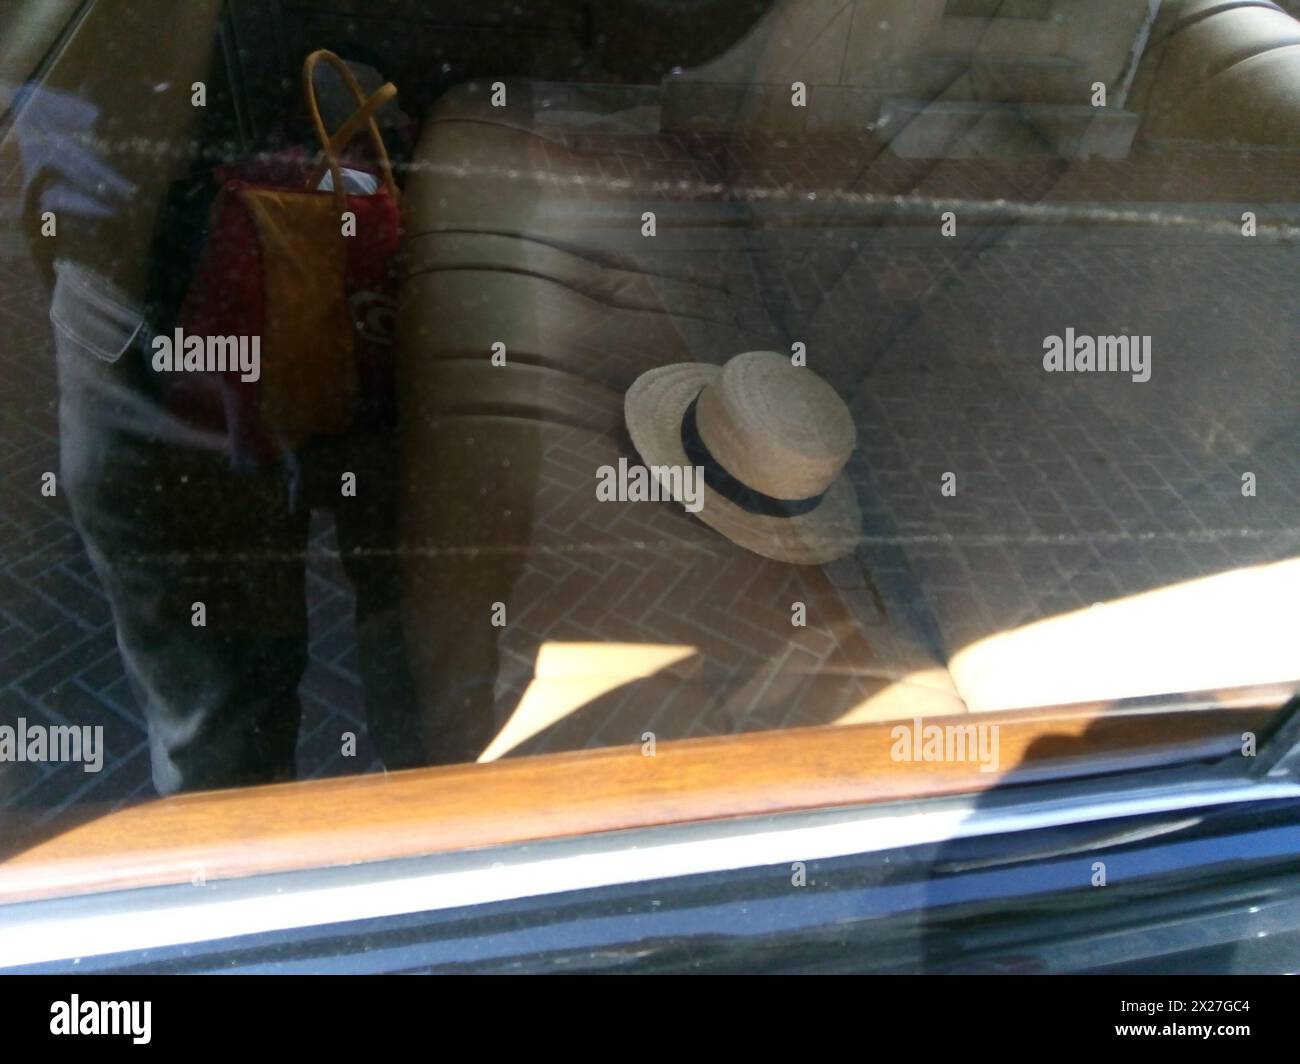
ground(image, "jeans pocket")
xmin=49 ymin=259 xmax=146 ymax=365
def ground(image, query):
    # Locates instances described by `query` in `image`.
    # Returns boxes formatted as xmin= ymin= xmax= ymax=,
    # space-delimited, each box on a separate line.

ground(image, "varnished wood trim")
xmin=0 ymin=692 xmax=1287 ymax=905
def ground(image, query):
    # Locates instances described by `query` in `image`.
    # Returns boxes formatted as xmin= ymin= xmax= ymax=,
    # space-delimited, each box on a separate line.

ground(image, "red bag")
xmin=169 ymin=50 xmax=402 ymax=463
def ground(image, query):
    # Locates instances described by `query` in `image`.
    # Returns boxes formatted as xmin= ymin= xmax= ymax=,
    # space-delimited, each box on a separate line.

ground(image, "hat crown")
xmin=696 ymin=352 xmax=855 ymax=500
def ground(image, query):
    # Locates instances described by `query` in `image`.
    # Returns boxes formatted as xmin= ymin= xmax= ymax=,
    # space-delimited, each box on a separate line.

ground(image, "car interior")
xmin=0 ymin=0 xmax=1297 ymax=892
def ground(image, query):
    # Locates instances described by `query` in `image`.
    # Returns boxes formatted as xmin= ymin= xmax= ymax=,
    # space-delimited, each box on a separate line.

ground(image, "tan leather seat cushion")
xmin=1135 ymin=0 xmax=1300 ymax=144
xmin=950 ymin=558 xmax=1300 ymax=713
xmin=400 ymin=405 xmax=964 ymax=759
xmin=398 ymin=9 xmax=1300 ymax=748
xmin=397 ymin=86 xmax=964 ymax=752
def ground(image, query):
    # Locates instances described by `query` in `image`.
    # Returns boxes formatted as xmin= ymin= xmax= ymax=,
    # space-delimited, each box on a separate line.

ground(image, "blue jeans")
xmin=51 ymin=260 xmax=424 ymax=794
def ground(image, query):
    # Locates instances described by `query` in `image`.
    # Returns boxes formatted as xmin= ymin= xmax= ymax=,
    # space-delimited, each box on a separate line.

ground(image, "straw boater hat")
xmin=624 ymin=351 xmax=861 ymax=565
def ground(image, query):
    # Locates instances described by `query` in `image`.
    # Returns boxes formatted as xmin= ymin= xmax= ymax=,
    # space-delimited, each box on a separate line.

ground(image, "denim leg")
xmin=306 ymin=430 xmax=429 ymax=770
xmin=52 ymin=264 xmax=310 ymax=795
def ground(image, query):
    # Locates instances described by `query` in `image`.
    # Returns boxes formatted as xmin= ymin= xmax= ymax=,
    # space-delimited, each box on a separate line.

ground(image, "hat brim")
xmin=624 ymin=363 xmax=862 ymax=566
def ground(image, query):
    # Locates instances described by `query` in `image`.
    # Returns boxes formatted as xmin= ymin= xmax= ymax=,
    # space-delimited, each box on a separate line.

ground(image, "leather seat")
xmin=398 ymin=76 xmax=966 ymax=759
xmin=396 ymin=0 xmax=1300 ymax=759
xmin=1131 ymin=0 xmax=1300 ymax=145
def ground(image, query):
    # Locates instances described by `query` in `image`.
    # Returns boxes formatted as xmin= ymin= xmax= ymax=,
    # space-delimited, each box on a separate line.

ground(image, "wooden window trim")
xmin=0 ymin=684 xmax=1292 ymax=905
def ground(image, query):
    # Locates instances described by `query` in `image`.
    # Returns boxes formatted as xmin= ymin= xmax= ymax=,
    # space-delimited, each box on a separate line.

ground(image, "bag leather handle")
xmin=301 ymin=49 xmax=401 ymax=208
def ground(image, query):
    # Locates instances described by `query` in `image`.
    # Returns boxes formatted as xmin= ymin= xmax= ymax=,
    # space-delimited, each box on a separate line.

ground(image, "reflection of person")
xmin=15 ymin=30 xmax=424 ymax=794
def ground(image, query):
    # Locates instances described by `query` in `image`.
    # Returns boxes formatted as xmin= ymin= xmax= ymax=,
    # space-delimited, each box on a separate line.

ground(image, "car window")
xmin=0 ymin=0 xmax=1296 ymax=892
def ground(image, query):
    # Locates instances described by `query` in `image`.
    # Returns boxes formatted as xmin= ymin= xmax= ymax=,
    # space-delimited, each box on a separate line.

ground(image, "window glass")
xmin=0 ymin=0 xmax=1296 ymax=843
